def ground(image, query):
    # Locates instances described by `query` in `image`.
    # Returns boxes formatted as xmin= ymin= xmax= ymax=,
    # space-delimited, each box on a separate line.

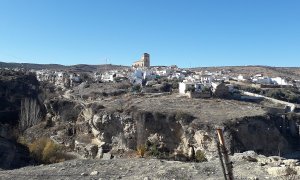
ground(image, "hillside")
xmin=0 ymin=62 xmax=128 ymax=72
xmin=190 ymin=66 xmax=300 ymax=80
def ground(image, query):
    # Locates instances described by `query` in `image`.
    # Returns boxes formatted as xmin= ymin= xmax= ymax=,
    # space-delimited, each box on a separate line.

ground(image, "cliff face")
xmin=225 ymin=114 xmax=300 ymax=157
xmin=19 ymin=94 xmax=300 ymax=162
xmin=70 ymin=103 xmax=300 ymax=159
xmin=0 ymin=71 xmax=41 ymax=126
xmin=0 ymin=71 xmax=43 ymax=169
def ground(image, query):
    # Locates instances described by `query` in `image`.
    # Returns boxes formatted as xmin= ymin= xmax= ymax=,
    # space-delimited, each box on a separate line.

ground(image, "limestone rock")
xmin=282 ymin=159 xmax=299 ymax=167
xmin=90 ymin=170 xmax=99 ymax=175
xmin=80 ymin=172 xmax=88 ymax=176
xmin=267 ymin=167 xmax=290 ymax=177
xmin=102 ymin=153 xmax=113 ymax=160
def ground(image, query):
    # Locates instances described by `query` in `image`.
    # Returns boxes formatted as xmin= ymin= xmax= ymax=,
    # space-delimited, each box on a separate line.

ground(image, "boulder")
xmin=102 ymin=153 xmax=113 ymax=160
xmin=267 ymin=167 xmax=297 ymax=177
xmin=90 ymin=170 xmax=99 ymax=176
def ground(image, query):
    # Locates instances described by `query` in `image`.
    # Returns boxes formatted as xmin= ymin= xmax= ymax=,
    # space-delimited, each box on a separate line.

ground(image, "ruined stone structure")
xmin=132 ymin=53 xmax=150 ymax=68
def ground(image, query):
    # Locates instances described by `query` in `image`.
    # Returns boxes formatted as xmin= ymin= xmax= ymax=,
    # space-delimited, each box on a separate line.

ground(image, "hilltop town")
xmin=3 ymin=53 xmax=300 ymax=107
xmin=1 ymin=54 xmax=300 ymax=179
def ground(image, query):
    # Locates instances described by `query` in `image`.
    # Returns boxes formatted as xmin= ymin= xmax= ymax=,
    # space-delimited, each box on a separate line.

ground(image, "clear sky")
xmin=0 ymin=0 xmax=299 ymax=67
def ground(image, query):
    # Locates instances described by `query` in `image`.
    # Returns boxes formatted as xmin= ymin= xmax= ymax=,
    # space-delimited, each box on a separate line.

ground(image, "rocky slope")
xmin=0 ymin=61 xmax=128 ymax=72
xmin=0 ymin=151 xmax=300 ymax=180
xmin=2 ymin=69 xmax=300 ymax=177
xmin=23 ymin=90 xmax=300 ymax=162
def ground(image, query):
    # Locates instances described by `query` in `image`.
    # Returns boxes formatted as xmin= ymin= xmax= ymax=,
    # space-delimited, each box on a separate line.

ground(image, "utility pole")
xmin=105 ymin=58 xmax=108 ymax=72
xmin=216 ymin=128 xmax=234 ymax=180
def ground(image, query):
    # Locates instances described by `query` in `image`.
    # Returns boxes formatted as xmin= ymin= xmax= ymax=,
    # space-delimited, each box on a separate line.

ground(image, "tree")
xmin=19 ymin=98 xmax=42 ymax=133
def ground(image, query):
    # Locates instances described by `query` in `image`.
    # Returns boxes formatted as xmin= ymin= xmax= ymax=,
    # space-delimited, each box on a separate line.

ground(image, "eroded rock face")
xmin=226 ymin=115 xmax=300 ymax=156
xmin=89 ymin=111 xmax=136 ymax=151
xmin=75 ymin=104 xmax=300 ymax=160
xmin=47 ymin=99 xmax=83 ymax=122
xmin=0 ymin=72 xmax=41 ymax=126
xmin=77 ymin=107 xmax=216 ymax=159
xmin=23 ymin=95 xmax=300 ymax=161
xmin=0 ymin=71 xmax=42 ymax=169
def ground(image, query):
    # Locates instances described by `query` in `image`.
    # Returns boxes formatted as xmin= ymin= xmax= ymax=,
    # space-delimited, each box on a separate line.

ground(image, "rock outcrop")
xmin=0 ymin=70 xmax=42 ymax=169
xmin=69 ymin=103 xmax=300 ymax=160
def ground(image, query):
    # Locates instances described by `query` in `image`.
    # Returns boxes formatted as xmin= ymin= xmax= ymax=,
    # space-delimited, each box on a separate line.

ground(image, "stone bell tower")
xmin=141 ymin=53 xmax=150 ymax=68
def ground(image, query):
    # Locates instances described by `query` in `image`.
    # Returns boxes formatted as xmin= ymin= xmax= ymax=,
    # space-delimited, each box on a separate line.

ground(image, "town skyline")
xmin=0 ymin=0 xmax=300 ymax=67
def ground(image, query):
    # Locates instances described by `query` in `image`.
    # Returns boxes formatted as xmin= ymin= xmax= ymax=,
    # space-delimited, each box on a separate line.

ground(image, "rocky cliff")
xmin=0 ymin=70 xmax=42 ymax=126
xmin=76 ymin=105 xmax=300 ymax=160
xmin=2 ymin=70 xmax=300 ymax=170
xmin=35 ymin=95 xmax=300 ymax=161
xmin=0 ymin=70 xmax=44 ymax=169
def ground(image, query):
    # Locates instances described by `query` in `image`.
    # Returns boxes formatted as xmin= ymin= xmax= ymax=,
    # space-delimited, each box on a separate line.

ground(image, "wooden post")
xmin=217 ymin=141 xmax=227 ymax=180
xmin=216 ymin=128 xmax=234 ymax=180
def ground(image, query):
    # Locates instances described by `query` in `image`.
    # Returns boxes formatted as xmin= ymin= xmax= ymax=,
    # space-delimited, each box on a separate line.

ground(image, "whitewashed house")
xmin=101 ymin=73 xmax=116 ymax=82
xmin=185 ymin=75 xmax=197 ymax=82
xmin=253 ymin=77 xmax=272 ymax=84
xmin=130 ymin=69 xmax=145 ymax=85
xmin=237 ymin=74 xmax=251 ymax=81
xmin=169 ymin=72 xmax=185 ymax=79
xmin=179 ymin=82 xmax=202 ymax=94
xmin=271 ymin=77 xmax=290 ymax=86
xmin=200 ymin=75 xmax=212 ymax=84
xmin=155 ymin=68 xmax=171 ymax=77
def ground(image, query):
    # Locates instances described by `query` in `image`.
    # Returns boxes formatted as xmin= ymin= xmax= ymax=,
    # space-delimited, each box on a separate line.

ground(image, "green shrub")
xmin=185 ymin=86 xmax=195 ymax=93
xmin=150 ymin=144 xmax=160 ymax=157
xmin=241 ymin=86 xmax=261 ymax=94
xmin=265 ymin=89 xmax=300 ymax=103
xmin=195 ymin=150 xmax=207 ymax=162
xmin=171 ymin=81 xmax=179 ymax=89
xmin=132 ymin=85 xmax=141 ymax=92
xmin=159 ymin=82 xmax=172 ymax=92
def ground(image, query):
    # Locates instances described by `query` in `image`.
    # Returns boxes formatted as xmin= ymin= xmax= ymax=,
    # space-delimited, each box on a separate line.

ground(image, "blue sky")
xmin=0 ymin=0 xmax=299 ymax=67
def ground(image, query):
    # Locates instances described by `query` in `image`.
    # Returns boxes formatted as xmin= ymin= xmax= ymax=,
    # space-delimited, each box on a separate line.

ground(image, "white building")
xmin=169 ymin=72 xmax=185 ymax=79
xmin=179 ymin=82 xmax=203 ymax=94
xmin=271 ymin=77 xmax=290 ymax=86
xmin=155 ymin=68 xmax=171 ymax=77
xmin=238 ymin=75 xmax=245 ymax=81
xmin=200 ymin=75 xmax=212 ymax=84
xmin=253 ymin=77 xmax=272 ymax=84
xmin=101 ymin=73 xmax=115 ymax=82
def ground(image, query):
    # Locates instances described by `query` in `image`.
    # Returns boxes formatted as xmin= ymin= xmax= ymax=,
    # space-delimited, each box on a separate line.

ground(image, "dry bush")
xmin=137 ymin=144 xmax=146 ymax=158
xmin=17 ymin=135 xmax=29 ymax=145
xmin=28 ymin=138 xmax=67 ymax=164
xmin=115 ymin=81 xmax=131 ymax=89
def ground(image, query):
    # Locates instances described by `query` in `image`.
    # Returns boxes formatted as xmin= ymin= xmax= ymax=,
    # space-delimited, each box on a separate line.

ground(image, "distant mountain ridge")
xmin=0 ymin=61 xmax=128 ymax=72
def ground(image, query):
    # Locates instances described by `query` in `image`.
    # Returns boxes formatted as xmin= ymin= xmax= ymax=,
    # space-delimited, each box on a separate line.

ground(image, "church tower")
xmin=141 ymin=53 xmax=150 ymax=68
xmin=132 ymin=53 xmax=150 ymax=68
